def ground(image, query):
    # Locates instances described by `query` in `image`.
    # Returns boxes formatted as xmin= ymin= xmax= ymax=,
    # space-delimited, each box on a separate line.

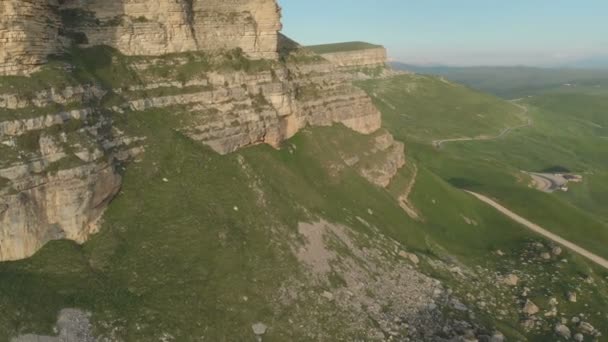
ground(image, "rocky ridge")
xmin=0 ymin=2 xmax=400 ymax=261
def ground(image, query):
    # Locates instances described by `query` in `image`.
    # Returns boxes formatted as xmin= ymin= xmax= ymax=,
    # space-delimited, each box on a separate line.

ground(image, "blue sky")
xmin=279 ymin=0 xmax=608 ymax=66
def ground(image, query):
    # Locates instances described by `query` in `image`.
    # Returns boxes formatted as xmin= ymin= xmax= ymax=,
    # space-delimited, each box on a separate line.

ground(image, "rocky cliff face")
xmin=0 ymin=0 xmax=62 ymax=76
xmin=60 ymin=0 xmax=281 ymax=59
xmin=0 ymin=83 xmax=144 ymax=260
xmin=0 ymin=0 xmax=281 ymax=76
xmin=318 ymin=47 xmax=388 ymax=70
xmin=0 ymin=2 xmax=393 ymax=261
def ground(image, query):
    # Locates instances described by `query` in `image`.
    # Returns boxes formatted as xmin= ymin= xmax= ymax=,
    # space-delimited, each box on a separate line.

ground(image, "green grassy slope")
xmin=1 ymin=50 xmax=608 ymax=341
xmin=357 ymin=75 xmax=608 ymax=256
xmin=1 ymin=109 xmax=607 ymax=341
xmin=356 ymin=74 xmax=526 ymax=143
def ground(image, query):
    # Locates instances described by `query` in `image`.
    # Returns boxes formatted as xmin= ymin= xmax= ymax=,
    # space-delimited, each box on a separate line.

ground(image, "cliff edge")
xmin=0 ymin=1 xmax=397 ymax=261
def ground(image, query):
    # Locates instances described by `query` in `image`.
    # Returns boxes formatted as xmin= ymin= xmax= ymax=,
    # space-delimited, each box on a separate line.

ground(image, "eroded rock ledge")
xmin=0 ymin=2 xmax=397 ymax=261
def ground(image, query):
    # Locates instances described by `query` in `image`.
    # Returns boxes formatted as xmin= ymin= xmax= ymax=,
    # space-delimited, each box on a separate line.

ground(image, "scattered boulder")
xmin=502 ymin=274 xmax=519 ymax=286
xmin=408 ymin=253 xmax=420 ymax=265
xmin=541 ymin=252 xmax=551 ymax=260
xmin=552 ymin=246 xmax=563 ymax=256
xmin=567 ymin=291 xmax=577 ymax=303
xmin=451 ymin=299 xmax=468 ymax=311
xmin=544 ymin=306 xmax=558 ymax=317
xmin=574 ymin=333 xmax=584 ymax=342
xmin=521 ymin=319 xmax=536 ymax=331
xmin=555 ymin=323 xmax=572 ymax=339
xmin=321 ymin=291 xmax=334 ymax=301
xmin=522 ymin=299 xmax=540 ymax=315
xmin=490 ymin=331 xmax=505 ymax=342
xmin=252 ymin=322 xmax=268 ymax=336
xmin=399 ymin=251 xmax=419 ymax=265
xmin=578 ymin=322 xmax=595 ymax=335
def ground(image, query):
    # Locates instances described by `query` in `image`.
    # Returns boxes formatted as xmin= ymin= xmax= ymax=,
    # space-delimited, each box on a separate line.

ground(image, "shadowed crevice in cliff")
xmin=180 ymin=0 xmax=200 ymax=49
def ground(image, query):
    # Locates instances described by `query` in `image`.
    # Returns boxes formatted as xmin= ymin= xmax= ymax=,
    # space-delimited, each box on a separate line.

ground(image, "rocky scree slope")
xmin=0 ymin=1 xmax=395 ymax=261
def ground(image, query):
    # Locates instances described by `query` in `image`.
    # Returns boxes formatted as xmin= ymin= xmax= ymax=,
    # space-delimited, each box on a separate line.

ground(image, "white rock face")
xmin=0 ymin=0 xmax=62 ymax=76
xmin=0 ymin=0 xmax=282 ymax=76
xmin=63 ymin=0 xmax=282 ymax=59
xmin=0 ymin=162 xmax=121 ymax=261
xmin=318 ymin=47 xmax=388 ymax=70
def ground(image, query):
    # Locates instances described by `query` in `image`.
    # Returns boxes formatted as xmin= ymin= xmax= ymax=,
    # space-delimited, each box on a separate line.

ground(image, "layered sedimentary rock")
xmin=0 ymin=0 xmax=62 ymax=76
xmin=60 ymin=0 xmax=281 ymax=59
xmin=0 ymin=1 xmax=391 ymax=261
xmin=316 ymin=46 xmax=388 ymax=70
xmin=0 ymin=0 xmax=281 ymax=76
xmin=120 ymin=44 xmax=381 ymax=154
xmin=0 ymin=84 xmax=144 ymax=260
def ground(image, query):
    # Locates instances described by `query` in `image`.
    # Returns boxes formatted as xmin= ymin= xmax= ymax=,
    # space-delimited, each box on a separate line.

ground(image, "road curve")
xmin=433 ymin=102 xmax=531 ymax=149
xmin=466 ymin=190 xmax=608 ymax=271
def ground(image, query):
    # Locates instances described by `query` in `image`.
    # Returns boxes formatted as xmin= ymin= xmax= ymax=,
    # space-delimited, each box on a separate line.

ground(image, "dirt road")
xmin=433 ymin=102 xmax=532 ymax=149
xmin=466 ymin=191 xmax=608 ymax=270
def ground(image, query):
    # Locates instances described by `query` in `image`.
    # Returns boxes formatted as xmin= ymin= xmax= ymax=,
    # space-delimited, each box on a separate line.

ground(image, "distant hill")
xmin=391 ymin=62 xmax=608 ymax=99
xmin=566 ymin=56 xmax=608 ymax=69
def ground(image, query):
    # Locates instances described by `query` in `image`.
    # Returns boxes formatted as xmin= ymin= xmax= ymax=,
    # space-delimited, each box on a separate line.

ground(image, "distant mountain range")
xmin=565 ymin=56 xmax=608 ymax=69
xmin=390 ymin=62 xmax=608 ymax=98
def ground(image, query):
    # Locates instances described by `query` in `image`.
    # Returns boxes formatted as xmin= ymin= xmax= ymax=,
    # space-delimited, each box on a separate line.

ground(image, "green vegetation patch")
xmin=356 ymin=74 xmax=525 ymax=143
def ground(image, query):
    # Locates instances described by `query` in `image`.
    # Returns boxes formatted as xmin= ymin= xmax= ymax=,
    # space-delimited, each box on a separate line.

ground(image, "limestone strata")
xmin=0 ymin=82 xmax=141 ymax=261
xmin=0 ymin=85 xmax=106 ymax=110
xmin=0 ymin=162 xmax=120 ymax=261
xmin=0 ymin=0 xmax=281 ymax=75
xmin=318 ymin=47 xmax=388 ymax=70
xmin=60 ymin=0 xmax=281 ymax=58
xmin=121 ymin=53 xmax=381 ymax=154
xmin=0 ymin=0 xmax=62 ymax=76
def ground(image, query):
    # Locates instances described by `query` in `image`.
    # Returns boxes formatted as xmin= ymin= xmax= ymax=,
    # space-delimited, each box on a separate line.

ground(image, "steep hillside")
xmin=1 ymin=1 xmax=608 ymax=341
xmin=357 ymin=74 xmax=527 ymax=143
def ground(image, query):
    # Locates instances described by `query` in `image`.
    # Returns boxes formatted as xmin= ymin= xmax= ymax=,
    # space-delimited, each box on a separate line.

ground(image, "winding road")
xmin=466 ymin=191 xmax=608 ymax=271
xmin=433 ymin=102 xmax=532 ymax=149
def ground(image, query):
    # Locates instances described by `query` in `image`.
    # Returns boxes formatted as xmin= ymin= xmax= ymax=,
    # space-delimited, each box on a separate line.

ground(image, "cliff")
xmin=307 ymin=41 xmax=388 ymax=71
xmin=0 ymin=0 xmax=281 ymax=76
xmin=0 ymin=3 xmax=395 ymax=261
xmin=0 ymin=0 xmax=62 ymax=76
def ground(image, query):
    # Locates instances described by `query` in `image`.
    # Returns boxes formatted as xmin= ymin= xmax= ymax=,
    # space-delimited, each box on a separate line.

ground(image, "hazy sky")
xmin=280 ymin=0 xmax=608 ymax=66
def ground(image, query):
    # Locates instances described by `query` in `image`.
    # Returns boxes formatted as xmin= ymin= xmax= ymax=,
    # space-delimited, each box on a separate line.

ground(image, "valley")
xmin=0 ymin=1 xmax=607 ymax=341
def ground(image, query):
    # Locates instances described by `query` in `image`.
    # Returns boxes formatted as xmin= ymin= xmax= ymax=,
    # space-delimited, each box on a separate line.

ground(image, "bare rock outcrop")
xmin=60 ymin=0 xmax=282 ymax=59
xmin=0 ymin=2 xmax=387 ymax=261
xmin=0 ymin=162 xmax=120 ymax=261
xmin=315 ymin=46 xmax=388 ymax=70
xmin=0 ymin=0 xmax=282 ymax=76
xmin=0 ymin=0 xmax=62 ymax=76
xmin=0 ymin=83 xmax=143 ymax=261
xmin=123 ymin=47 xmax=382 ymax=154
